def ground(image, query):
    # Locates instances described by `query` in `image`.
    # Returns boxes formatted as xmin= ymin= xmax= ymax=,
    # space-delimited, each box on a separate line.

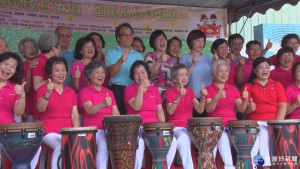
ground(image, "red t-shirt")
xmin=0 ymin=81 xmax=19 ymax=124
xmin=32 ymin=53 xmax=49 ymax=80
xmin=37 ymin=83 xmax=77 ymax=134
xmin=285 ymin=83 xmax=300 ymax=119
xmin=124 ymin=83 xmax=162 ymax=124
xmin=241 ymin=78 xmax=287 ymax=120
xmin=80 ymin=85 xmax=116 ymax=129
xmin=165 ymin=86 xmax=196 ymax=128
xmin=206 ymin=82 xmax=239 ymax=125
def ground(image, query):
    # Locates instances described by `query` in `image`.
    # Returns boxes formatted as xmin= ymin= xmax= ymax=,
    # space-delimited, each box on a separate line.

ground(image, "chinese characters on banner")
xmin=0 ymin=0 xmax=227 ymax=37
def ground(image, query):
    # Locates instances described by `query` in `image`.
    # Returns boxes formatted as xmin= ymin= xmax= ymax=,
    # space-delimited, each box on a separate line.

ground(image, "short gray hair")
xmin=18 ymin=37 xmax=38 ymax=54
xmin=171 ymin=63 xmax=187 ymax=80
xmin=210 ymin=60 xmax=230 ymax=77
xmin=38 ymin=33 xmax=59 ymax=53
xmin=84 ymin=61 xmax=107 ymax=81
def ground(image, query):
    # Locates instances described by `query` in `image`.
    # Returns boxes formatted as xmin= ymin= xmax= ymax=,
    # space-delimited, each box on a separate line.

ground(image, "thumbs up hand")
xmin=15 ymin=82 xmax=26 ymax=98
xmin=242 ymin=87 xmax=249 ymax=100
xmin=75 ymin=66 xmax=81 ymax=79
xmin=248 ymin=98 xmax=256 ymax=112
xmin=103 ymin=92 xmax=112 ymax=107
xmin=179 ymin=83 xmax=186 ymax=96
xmin=47 ymin=78 xmax=55 ymax=93
xmin=200 ymin=84 xmax=207 ymax=99
xmin=216 ymin=87 xmax=226 ymax=99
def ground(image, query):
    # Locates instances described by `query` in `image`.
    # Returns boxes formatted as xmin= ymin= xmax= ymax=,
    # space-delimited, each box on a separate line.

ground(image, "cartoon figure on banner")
xmin=197 ymin=13 xmax=221 ymax=37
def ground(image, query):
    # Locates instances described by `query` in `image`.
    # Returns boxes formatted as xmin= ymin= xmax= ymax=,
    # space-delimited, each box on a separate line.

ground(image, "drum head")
xmin=143 ymin=122 xmax=173 ymax=131
xmin=188 ymin=117 xmax=223 ymax=125
xmin=103 ymin=115 xmax=142 ymax=122
xmin=0 ymin=122 xmax=44 ymax=133
xmin=227 ymin=120 xmax=257 ymax=128
xmin=60 ymin=126 xmax=98 ymax=134
xmin=268 ymin=119 xmax=300 ymax=125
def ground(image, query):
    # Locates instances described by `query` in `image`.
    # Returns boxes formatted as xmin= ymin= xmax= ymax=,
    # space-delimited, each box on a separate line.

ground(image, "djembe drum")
xmin=227 ymin=120 xmax=259 ymax=169
xmin=0 ymin=122 xmax=45 ymax=169
xmin=143 ymin=122 xmax=173 ymax=168
xmin=103 ymin=115 xmax=142 ymax=169
xmin=268 ymin=120 xmax=300 ymax=169
xmin=59 ymin=126 xmax=98 ymax=169
xmin=187 ymin=117 xmax=223 ymax=169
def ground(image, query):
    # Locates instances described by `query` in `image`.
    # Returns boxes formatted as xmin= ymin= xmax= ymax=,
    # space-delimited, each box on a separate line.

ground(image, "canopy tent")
xmin=104 ymin=0 xmax=300 ymax=23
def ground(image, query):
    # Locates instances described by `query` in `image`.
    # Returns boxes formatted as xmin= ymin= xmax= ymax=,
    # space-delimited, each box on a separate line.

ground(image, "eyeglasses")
xmin=119 ymin=33 xmax=133 ymax=38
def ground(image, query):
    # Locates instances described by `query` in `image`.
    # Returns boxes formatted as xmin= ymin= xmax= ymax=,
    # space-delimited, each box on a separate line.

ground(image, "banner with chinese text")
xmin=0 ymin=0 xmax=227 ymax=38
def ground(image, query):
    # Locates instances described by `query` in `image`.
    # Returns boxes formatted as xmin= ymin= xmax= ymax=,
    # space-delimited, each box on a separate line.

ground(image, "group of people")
xmin=0 ymin=21 xmax=299 ymax=169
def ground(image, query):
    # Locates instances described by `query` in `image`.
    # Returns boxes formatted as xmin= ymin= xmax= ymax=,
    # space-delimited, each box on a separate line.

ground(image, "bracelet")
xmin=174 ymin=100 xmax=178 ymax=104
xmin=43 ymin=94 xmax=50 ymax=101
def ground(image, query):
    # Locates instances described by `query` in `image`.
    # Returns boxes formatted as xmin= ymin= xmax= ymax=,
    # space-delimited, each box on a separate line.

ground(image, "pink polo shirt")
xmin=165 ymin=86 xmax=196 ymax=128
xmin=0 ymin=81 xmax=19 ymax=124
xmin=37 ymin=83 xmax=77 ymax=134
xmin=239 ymin=59 xmax=253 ymax=85
xmin=285 ymin=83 xmax=300 ymax=119
xmin=80 ymin=85 xmax=116 ymax=129
xmin=23 ymin=60 xmax=35 ymax=115
xmin=206 ymin=82 xmax=239 ymax=125
xmin=124 ymin=83 xmax=162 ymax=124
xmin=70 ymin=60 xmax=88 ymax=91
xmin=270 ymin=67 xmax=294 ymax=89
xmin=32 ymin=53 xmax=48 ymax=80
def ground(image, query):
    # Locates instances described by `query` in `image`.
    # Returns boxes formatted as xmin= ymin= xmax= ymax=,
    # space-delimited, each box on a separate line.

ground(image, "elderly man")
xmin=105 ymin=23 xmax=143 ymax=115
xmin=55 ymin=26 xmax=76 ymax=86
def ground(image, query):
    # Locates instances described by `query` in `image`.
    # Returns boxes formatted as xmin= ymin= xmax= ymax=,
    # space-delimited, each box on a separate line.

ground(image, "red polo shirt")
xmin=0 ymin=81 xmax=19 ymax=124
xmin=270 ymin=67 xmax=294 ymax=89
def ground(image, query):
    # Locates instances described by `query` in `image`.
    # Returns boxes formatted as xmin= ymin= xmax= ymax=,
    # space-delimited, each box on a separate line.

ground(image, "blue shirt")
xmin=180 ymin=54 xmax=212 ymax=98
xmin=105 ymin=45 xmax=143 ymax=86
xmin=60 ymin=48 xmax=76 ymax=87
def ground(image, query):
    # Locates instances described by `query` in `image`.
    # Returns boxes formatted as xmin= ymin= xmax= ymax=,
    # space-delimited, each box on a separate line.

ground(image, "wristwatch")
xmin=43 ymin=94 xmax=50 ymax=101
xmin=174 ymin=100 xmax=178 ymax=104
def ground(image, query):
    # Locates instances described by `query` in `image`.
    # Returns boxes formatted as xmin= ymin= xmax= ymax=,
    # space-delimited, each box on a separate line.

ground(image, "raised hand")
xmin=200 ymin=84 xmax=207 ymax=98
xmin=122 ymin=48 xmax=130 ymax=62
xmin=103 ymin=92 xmax=112 ymax=107
xmin=238 ymin=56 xmax=245 ymax=66
xmin=266 ymin=39 xmax=273 ymax=50
xmin=15 ymin=82 xmax=26 ymax=97
xmin=179 ymin=83 xmax=186 ymax=96
xmin=242 ymin=87 xmax=249 ymax=100
xmin=75 ymin=66 xmax=81 ymax=79
xmin=248 ymin=98 xmax=256 ymax=112
xmin=216 ymin=87 xmax=226 ymax=99
xmin=160 ymin=52 xmax=168 ymax=63
xmin=47 ymin=78 xmax=55 ymax=93
xmin=139 ymin=79 xmax=150 ymax=93
xmin=29 ymin=59 xmax=38 ymax=69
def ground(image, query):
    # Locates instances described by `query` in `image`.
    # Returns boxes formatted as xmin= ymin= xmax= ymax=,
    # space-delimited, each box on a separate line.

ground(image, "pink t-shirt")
xmin=165 ymin=86 xmax=196 ymax=128
xmin=240 ymin=59 xmax=253 ymax=85
xmin=32 ymin=53 xmax=48 ymax=80
xmin=23 ymin=60 xmax=35 ymax=115
xmin=37 ymin=83 xmax=77 ymax=134
xmin=285 ymin=83 xmax=300 ymax=119
xmin=0 ymin=81 xmax=19 ymax=124
xmin=80 ymin=85 xmax=116 ymax=129
xmin=70 ymin=60 xmax=88 ymax=91
xmin=206 ymin=82 xmax=239 ymax=125
xmin=124 ymin=83 xmax=162 ymax=124
xmin=270 ymin=67 xmax=294 ymax=89
xmin=227 ymin=61 xmax=236 ymax=86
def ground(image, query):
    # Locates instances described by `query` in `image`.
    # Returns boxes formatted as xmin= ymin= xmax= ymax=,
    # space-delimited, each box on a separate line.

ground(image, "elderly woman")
xmin=0 ymin=37 xmax=9 ymax=54
xmin=124 ymin=60 xmax=176 ymax=169
xmin=211 ymin=38 xmax=236 ymax=85
xmin=165 ymin=63 xmax=206 ymax=169
xmin=167 ymin=36 xmax=182 ymax=64
xmin=205 ymin=60 xmax=248 ymax=169
xmin=180 ymin=29 xmax=212 ymax=117
xmin=70 ymin=37 xmax=97 ymax=92
xmin=87 ymin=32 xmax=110 ymax=88
xmin=270 ymin=46 xmax=295 ymax=88
xmin=144 ymin=30 xmax=177 ymax=92
xmin=80 ymin=61 xmax=119 ymax=169
xmin=0 ymin=52 xmax=41 ymax=168
xmin=37 ymin=57 xmax=80 ymax=169
xmin=18 ymin=37 xmax=39 ymax=122
xmin=241 ymin=57 xmax=287 ymax=169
